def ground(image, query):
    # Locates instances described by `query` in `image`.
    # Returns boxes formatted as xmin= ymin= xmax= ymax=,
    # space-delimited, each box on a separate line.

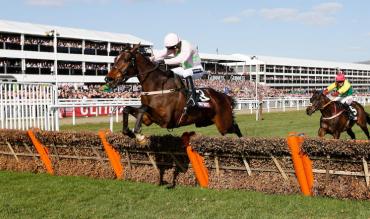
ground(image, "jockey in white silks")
xmin=151 ymin=33 xmax=204 ymax=108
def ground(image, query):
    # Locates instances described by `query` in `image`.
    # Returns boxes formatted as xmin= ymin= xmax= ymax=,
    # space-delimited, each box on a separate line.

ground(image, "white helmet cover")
xmin=164 ymin=33 xmax=180 ymax=48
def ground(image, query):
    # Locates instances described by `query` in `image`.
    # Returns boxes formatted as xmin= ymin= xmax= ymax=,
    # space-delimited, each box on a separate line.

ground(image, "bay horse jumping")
xmin=105 ymin=44 xmax=242 ymax=143
xmin=306 ymin=90 xmax=370 ymax=139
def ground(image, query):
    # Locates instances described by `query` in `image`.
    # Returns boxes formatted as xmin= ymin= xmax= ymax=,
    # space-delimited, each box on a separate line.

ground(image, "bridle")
xmin=112 ymin=51 xmax=159 ymax=83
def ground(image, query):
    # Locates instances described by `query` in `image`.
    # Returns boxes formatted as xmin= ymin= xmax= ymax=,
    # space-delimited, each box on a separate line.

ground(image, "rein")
xmin=320 ymin=100 xmax=333 ymax=110
xmin=322 ymin=109 xmax=345 ymax=120
xmin=320 ymin=100 xmax=345 ymax=120
xmin=141 ymin=88 xmax=181 ymax=96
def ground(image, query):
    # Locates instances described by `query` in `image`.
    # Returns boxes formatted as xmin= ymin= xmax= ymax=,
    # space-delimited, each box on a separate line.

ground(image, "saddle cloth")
xmin=195 ymin=89 xmax=211 ymax=108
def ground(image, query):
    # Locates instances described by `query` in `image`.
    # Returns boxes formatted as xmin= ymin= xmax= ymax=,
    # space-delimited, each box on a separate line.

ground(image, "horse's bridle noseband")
xmin=112 ymin=55 xmax=137 ymax=76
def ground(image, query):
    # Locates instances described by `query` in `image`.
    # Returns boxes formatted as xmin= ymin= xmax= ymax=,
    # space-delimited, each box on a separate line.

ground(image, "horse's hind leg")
xmin=346 ymin=128 xmax=356 ymax=139
xmin=333 ymin=132 xmax=341 ymax=139
xmin=358 ymin=124 xmax=370 ymax=139
xmin=228 ymin=121 xmax=242 ymax=137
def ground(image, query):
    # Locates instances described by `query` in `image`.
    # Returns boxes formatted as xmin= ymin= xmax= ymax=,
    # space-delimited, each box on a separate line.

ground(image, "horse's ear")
xmin=131 ymin=43 xmax=141 ymax=53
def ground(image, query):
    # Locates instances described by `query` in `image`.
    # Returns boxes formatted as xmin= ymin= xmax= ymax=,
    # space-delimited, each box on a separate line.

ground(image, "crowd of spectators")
xmin=0 ymin=59 xmax=21 ymax=67
xmin=110 ymin=44 xmax=128 ymax=52
xmin=85 ymin=63 xmax=108 ymax=71
xmin=58 ymin=84 xmax=141 ymax=99
xmin=57 ymin=40 xmax=82 ymax=48
xmin=24 ymin=37 xmax=53 ymax=46
xmin=26 ymin=60 xmax=53 ymax=69
xmin=57 ymin=79 xmax=285 ymax=99
xmin=0 ymin=34 xmax=21 ymax=44
xmin=196 ymin=79 xmax=283 ymax=98
xmin=203 ymin=63 xmax=235 ymax=75
xmin=58 ymin=63 xmax=82 ymax=70
xmin=85 ymin=41 xmax=107 ymax=50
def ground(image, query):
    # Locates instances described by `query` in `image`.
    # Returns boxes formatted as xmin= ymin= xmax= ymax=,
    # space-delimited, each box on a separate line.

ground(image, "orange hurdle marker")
xmin=98 ymin=131 xmax=124 ymax=179
xmin=182 ymin=132 xmax=209 ymax=188
xmin=297 ymin=134 xmax=314 ymax=192
xmin=27 ymin=129 xmax=54 ymax=175
xmin=287 ymin=132 xmax=313 ymax=196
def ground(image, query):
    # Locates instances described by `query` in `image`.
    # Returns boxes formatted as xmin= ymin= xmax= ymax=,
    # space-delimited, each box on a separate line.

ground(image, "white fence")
xmin=0 ymin=82 xmax=58 ymax=131
xmin=3 ymin=82 xmax=370 ymax=131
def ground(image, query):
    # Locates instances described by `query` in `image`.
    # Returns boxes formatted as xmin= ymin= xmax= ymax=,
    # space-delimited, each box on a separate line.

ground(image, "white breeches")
xmin=333 ymin=95 xmax=353 ymax=105
xmin=171 ymin=65 xmax=204 ymax=79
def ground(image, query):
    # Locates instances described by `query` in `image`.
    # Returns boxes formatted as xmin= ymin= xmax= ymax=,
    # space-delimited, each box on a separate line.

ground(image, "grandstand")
xmin=1 ymin=19 xmax=370 ymax=94
xmin=232 ymin=54 xmax=370 ymax=93
xmin=0 ymin=19 xmax=152 ymax=84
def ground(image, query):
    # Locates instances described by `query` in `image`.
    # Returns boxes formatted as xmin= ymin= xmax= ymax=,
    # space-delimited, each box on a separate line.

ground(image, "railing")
xmin=236 ymin=96 xmax=370 ymax=114
xmin=0 ymin=82 xmax=58 ymax=131
xmin=3 ymin=81 xmax=370 ymax=132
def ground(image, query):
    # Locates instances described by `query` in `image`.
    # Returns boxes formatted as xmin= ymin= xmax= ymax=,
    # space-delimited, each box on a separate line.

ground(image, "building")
xmin=0 ymin=19 xmax=152 ymax=84
xmin=1 ymin=20 xmax=370 ymax=93
xmin=232 ymin=54 xmax=370 ymax=93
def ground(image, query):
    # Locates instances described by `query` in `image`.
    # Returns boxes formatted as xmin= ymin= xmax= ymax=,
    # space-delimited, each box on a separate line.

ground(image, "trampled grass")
xmin=61 ymin=107 xmax=370 ymax=140
xmin=1 ymin=171 xmax=370 ymax=218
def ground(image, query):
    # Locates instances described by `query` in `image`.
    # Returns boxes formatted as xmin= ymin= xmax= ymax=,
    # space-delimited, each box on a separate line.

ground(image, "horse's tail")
xmin=230 ymin=96 xmax=238 ymax=109
xmin=354 ymin=101 xmax=370 ymax=124
xmin=229 ymin=96 xmax=239 ymax=121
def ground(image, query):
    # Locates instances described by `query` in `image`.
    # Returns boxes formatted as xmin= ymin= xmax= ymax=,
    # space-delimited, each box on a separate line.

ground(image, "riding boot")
xmin=185 ymin=76 xmax=198 ymax=108
xmin=344 ymin=103 xmax=356 ymax=120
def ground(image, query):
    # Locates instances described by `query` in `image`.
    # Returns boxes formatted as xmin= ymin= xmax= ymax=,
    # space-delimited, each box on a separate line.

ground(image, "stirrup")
xmin=187 ymin=96 xmax=198 ymax=108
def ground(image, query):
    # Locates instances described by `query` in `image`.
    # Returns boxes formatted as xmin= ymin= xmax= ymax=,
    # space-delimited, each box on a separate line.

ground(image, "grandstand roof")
xmin=233 ymin=54 xmax=370 ymax=70
xmin=199 ymin=53 xmax=245 ymax=63
xmin=357 ymin=60 xmax=370 ymax=65
xmin=0 ymin=19 xmax=152 ymax=46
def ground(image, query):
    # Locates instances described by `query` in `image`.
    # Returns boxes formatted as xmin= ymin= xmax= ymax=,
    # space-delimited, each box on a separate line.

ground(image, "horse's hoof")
xmin=123 ymin=129 xmax=136 ymax=138
xmin=135 ymin=134 xmax=149 ymax=145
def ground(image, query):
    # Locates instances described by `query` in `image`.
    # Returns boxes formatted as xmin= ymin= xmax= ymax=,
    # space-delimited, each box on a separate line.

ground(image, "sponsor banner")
xmin=59 ymin=106 xmax=125 ymax=117
xmin=207 ymin=74 xmax=248 ymax=81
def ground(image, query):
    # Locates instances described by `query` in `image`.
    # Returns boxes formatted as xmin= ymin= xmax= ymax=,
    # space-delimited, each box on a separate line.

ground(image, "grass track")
xmin=3 ymin=109 xmax=370 ymax=218
xmin=61 ymin=107 xmax=370 ymax=139
xmin=1 ymin=171 xmax=370 ymax=218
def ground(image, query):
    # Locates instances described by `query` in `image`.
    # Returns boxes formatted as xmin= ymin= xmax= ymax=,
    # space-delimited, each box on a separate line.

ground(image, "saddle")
xmin=336 ymin=101 xmax=357 ymax=121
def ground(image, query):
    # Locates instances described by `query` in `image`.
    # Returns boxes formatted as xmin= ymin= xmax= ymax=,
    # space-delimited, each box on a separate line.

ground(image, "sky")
xmin=1 ymin=0 xmax=370 ymax=63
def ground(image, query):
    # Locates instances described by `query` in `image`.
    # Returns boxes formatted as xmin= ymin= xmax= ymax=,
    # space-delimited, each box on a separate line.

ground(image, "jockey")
xmin=151 ymin=33 xmax=204 ymax=108
xmin=323 ymin=71 xmax=356 ymax=120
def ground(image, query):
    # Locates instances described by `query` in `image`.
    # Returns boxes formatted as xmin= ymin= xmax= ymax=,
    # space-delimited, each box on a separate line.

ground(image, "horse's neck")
xmin=136 ymin=54 xmax=183 ymax=92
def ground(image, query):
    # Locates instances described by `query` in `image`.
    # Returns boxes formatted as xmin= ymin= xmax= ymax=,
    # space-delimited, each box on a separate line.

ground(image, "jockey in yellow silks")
xmin=323 ymin=71 xmax=356 ymax=120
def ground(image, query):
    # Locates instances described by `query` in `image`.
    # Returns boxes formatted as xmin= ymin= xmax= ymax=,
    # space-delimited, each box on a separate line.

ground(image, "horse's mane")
xmin=137 ymin=51 xmax=185 ymax=89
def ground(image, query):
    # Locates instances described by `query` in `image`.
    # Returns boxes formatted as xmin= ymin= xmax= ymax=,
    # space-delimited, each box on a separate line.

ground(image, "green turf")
xmin=1 ymin=171 xmax=369 ymax=219
xmin=61 ymin=107 xmax=370 ymax=140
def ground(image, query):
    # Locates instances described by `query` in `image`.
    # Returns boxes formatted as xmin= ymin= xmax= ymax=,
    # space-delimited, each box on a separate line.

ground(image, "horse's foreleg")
xmin=122 ymin=106 xmax=135 ymax=138
xmin=346 ymin=128 xmax=356 ymax=139
xmin=133 ymin=105 xmax=148 ymax=134
xmin=318 ymin=128 xmax=326 ymax=138
xmin=333 ymin=132 xmax=341 ymax=139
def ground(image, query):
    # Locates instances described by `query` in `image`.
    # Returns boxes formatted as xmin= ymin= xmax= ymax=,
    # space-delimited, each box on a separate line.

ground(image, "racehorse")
xmin=105 ymin=44 xmax=242 ymax=143
xmin=306 ymin=90 xmax=370 ymax=139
